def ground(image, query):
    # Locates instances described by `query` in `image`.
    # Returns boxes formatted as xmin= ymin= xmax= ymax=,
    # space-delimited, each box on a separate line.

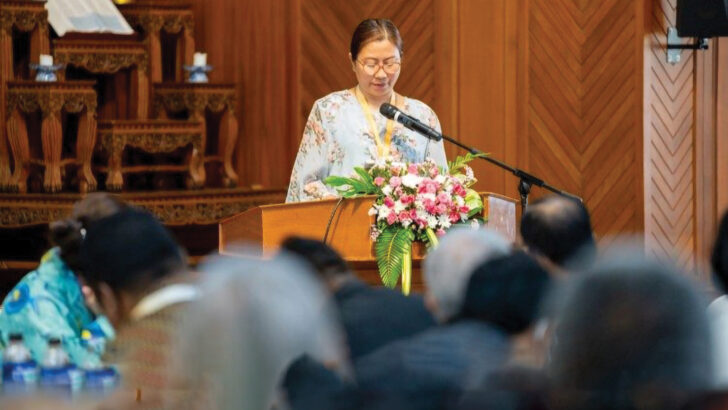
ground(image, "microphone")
xmin=380 ymin=103 xmax=442 ymax=141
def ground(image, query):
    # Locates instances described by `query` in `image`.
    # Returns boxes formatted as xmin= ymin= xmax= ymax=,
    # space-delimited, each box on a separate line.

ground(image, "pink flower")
xmin=374 ymin=176 xmax=385 ymax=186
xmin=459 ymin=206 xmax=470 ymax=214
xmin=398 ymin=211 xmax=412 ymax=222
xmin=394 ymin=186 xmax=404 ymax=197
xmin=400 ymin=194 xmax=415 ymax=205
xmin=386 ymin=213 xmax=397 ymax=225
xmin=418 ymin=179 xmax=440 ymax=194
xmin=449 ymin=211 xmax=461 ymax=223
xmin=408 ymin=164 xmax=419 ymax=174
xmin=437 ymin=192 xmax=451 ymax=204
xmin=389 ymin=176 xmax=402 ymax=188
xmin=436 ymin=229 xmax=446 ymax=237
xmin=429 ymin=167 xmax=439 ymax=178
xmin=453 ymin=184 xmax=467 ymax=198
xmin=384 ymin=197 xmax=395 ymax=208
xmin=435 ymin=204 xmax=448 ymax=215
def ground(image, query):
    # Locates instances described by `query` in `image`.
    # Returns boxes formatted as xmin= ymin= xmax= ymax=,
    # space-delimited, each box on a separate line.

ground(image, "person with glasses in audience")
xmin=286 ymin=18 xmax=448 ymax=203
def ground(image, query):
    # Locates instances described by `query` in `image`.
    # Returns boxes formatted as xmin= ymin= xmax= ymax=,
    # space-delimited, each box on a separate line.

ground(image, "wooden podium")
xmin=219 ymin=193 xmax=517 ymax=290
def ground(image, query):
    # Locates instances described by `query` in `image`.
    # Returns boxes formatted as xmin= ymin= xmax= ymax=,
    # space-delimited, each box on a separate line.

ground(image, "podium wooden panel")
xmin=219 ymin=193 xmax=517 ymax=285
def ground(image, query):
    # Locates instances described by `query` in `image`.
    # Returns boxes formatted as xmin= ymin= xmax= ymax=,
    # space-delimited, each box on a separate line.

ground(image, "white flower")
xmin=401 ymin=219 xmax=412 ymax=228
xmin=455 ymin=196 xmax=465 ymax=206
xmin=368 ymin=206 xmax=378 ymax=216
xmin=401 ymin=174 xmax=422 ymax=189
xmin=426 ymin=215 xmax=439 ymax=229
xmin=435 ymin=174 xmax=446 ymax=184
xmin=394 ymin=200 xmax=407 ymax=214
xmin=377 ymin=206 xmax=392 ymax=220
xmin=419 ymin=193 xmax=436 ymax=203
xmin=470 ymin=219 xmax=480 ymax=229
xmin=382 ymin=185 xmax=393 ymax=196
xmin=437 ymin=214 xmax=452 ymax=229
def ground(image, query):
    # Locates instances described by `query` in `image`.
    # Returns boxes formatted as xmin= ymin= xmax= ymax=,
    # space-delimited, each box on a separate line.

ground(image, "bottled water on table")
xmin=81 ymin=345 xmax=119 ymax=393
xmin=39 ymin=337 xmax=82 ymax=392
xmin=2 ymin=333 xmax=38 ymax=391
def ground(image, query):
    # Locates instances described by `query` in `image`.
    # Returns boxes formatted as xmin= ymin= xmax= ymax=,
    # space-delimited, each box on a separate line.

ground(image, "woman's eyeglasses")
xmin=356 ymin=58 xmax=402 ymax=75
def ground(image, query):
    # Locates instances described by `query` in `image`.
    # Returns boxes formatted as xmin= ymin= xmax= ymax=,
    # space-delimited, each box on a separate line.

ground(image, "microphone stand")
xmin=437 ymin=134 xmax=582 ymax=216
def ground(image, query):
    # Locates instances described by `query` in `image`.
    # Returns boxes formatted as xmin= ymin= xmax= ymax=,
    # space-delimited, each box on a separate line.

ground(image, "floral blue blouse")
xmin=286 ymin=90 xmax=448 ymax=203
xmin=0 ymin=248 xmax=114 ymax=366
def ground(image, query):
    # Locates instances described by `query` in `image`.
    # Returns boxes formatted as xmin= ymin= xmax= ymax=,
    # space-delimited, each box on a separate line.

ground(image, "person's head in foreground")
xmin=423 ymin=227 xmax=511 ymax=323
xmin=548 ymin=250 xmax=712 ymax=410
xmin=168 ymin=253 xmax=348 ymax=410
xmin=520 ymin=195 xmax=596 ymax=274
xmin=49 ymin=192 xmax=126 ymax=271
xmin=460 ymin=250 xmax=552 ymax=335
xmin=79 ymin=208 xmax=186 ymax=327
xmin=280 ymin=236 xmax=352 ymax=291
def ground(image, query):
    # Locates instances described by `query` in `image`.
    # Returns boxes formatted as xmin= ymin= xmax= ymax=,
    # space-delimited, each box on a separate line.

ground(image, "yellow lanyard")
xmin=355 ymin=86 xmax=396 ymax=158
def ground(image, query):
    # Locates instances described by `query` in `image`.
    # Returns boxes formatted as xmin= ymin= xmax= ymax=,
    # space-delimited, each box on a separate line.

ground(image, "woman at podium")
xmin=286 ymin=18 xmax=448 ymax=203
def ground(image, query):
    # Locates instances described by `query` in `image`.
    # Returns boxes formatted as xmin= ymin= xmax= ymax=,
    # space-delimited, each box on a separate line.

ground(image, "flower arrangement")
xmin=325 ymin=153 xmax=485 ymax=294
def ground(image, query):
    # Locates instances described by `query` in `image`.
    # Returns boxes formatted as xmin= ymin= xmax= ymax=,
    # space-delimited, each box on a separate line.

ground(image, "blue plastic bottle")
xmin=2 ymin=333 xmax=38 ymax=392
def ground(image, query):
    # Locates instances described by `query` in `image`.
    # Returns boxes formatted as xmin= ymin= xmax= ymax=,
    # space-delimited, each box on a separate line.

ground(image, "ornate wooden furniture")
xmin=117 ymin=0 xmax=195 ymax=83
xmin=52 ymin=38 xmax=150 ymax=119
xmin=6 ymin=80 xmax=97 ymax=193
xmin=0 ymin=0 xmax=50 ymax=190
xmin=219 ymin=194 xmax=517 ymax=289
xmin=153 ymin=83 xmax=238 ymax=187
xmin=96 ymin=119 xmax=204 ymax=191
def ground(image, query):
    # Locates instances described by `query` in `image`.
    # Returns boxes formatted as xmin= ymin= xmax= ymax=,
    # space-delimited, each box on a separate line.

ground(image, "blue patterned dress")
xmin=0 ymin=248 xmax=114 ymax=366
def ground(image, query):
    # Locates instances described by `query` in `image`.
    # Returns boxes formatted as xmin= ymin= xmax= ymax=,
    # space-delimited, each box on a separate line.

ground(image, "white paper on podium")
xmin=43 ymin=0 xmax=134 ymax=37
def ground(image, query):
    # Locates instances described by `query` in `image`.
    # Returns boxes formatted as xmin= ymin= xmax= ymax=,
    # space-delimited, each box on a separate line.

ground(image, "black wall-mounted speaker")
xmin=677 ymin=0 xmax=728 ymax=37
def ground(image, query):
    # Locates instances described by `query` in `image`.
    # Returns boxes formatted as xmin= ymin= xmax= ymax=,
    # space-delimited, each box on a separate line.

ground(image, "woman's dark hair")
xmin=350 ymin=18 xmax=403 ymax=61
xmin=712 ymin=211 xmax=728 ymax=293
xmin=49 ymin=193 xmax=126 ymax=271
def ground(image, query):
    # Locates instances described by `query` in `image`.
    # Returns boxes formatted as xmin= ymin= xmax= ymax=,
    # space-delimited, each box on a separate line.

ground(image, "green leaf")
xmin=375 ymin=226 xmax=415 ymax=289
xmin=465 ymin=188 xmax=484 ymax=217
xmin=448 ymin=152 xmax=488 ymax=174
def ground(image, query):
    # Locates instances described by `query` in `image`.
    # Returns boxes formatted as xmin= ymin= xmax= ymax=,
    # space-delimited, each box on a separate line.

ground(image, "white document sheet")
xmin=44 ymin=0 xmax=134 ymax=37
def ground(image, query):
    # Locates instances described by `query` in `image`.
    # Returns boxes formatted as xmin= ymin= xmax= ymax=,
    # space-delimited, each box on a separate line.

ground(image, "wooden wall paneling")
xmin=191 ymin=0 xmax=299 ymax=189
xmin=457 ymin=0 xmax=510 ymax=196
xmin=644 ymin=0 xmax=697 ymax=270
xmin=718 ymin=39 xmax=728 ymax=217
xmin=525 ymin=0 xmax=644 ymax=247
xmin=695 ymin=41 xmax=717 ymax=275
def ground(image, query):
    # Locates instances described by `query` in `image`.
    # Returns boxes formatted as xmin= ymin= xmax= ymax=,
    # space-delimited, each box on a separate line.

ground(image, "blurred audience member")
xmin=0 ymin=193 xmax=124 ymax=366
xmin=423 ymin=228 xmax=510 ymax=323
xmin=456 ymin=251 xmax=552 ymax=410
xmin=281 ymin=236 xmax=435 ymax=359
xmin=548 ymin=252 xmax=712 ymax=410
xmin=355 ymin=240 xmax=544 ymax=410
xmin=168 ymin=253 xmax=348 ymax=410
xmin=709 ymin=210 xmax=728 ymax=388
xmin=520 ymin=195 xmax=596 ymax=275
xmin=79 ymin=208 xmax=193 ymax=406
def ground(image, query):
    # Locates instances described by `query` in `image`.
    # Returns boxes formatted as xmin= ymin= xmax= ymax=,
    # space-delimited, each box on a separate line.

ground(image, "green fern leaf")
xmin=375 ymin=226 xmax=414 ymax=289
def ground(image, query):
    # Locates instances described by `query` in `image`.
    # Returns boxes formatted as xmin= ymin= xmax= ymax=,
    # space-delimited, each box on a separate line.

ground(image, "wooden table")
xmin=0 ymin=0 xmax=50 ymax=190
xmin=5 ymin=81 xmax=97 ymax=193
xmin=118 ymin=0 xmax=195 ymax=83
xmin=153 ymin=83 xmax=239 ymax=187
xmin=53 ymin=38 xmax=150 ymax=119
xmin=96 ymin=119 xmax=204 ymax=191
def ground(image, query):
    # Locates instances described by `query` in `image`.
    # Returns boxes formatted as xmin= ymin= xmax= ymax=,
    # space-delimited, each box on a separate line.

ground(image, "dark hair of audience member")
xmin=350 ymin=18 xmax=403 ymax=61
xmin=48 ymin=193 xmax=125 ymax=271
xmin=79 ymin=208 xmax=185 ymax=293
xmin=712 ymin=210 xmax=728 ymax=294
xmin=548 ymin=255 xmax=712 ymax=410
xmin=280 ymin=236 xmax=351 ymax=280
xmin=520 ymin=195 xmax=596 ymax=268
xmin=458 ymin=251 xmax=552 ymax=334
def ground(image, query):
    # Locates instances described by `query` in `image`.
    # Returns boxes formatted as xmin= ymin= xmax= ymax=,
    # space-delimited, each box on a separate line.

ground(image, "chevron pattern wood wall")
xmin=644 ymin=1 xmax=696 ymax=270
xmin=299 ymin=0 xmax=437 ymax=134
xmin=524 ymin=0 xmax=644 ymax=247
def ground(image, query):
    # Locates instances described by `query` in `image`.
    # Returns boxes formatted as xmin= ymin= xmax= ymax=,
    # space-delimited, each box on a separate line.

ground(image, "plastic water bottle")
xmin=39 ymin=338 xmax=82 ymax=392
xmin=81 ymin=345 xmax=118 ymax=394
xmin=2 ymin=333 xmax=38 ymax=391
